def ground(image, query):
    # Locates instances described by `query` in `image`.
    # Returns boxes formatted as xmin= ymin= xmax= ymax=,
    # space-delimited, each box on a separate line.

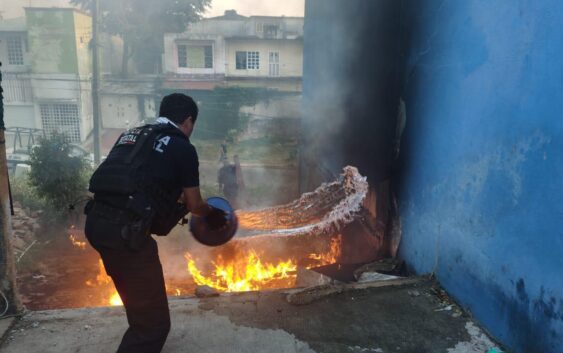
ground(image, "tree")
xmin=28 ymin=133 xmax=91 ymax=220
xmin=71 ymin=0 xmax=210 ymax=76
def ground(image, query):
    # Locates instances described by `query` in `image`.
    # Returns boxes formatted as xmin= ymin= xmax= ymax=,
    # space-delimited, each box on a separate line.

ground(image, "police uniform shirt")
xmin=147 ymin=122 xmax=200 ymax=199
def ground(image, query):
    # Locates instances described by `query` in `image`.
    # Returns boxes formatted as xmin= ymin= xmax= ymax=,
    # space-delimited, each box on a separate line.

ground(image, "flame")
xmin=109 ymin=292 xmax=123 ymax=306
xmin=69 ymin=234 xmax=87 ymax=250
xmin=86 ymin=259 xmax=183 ymax=307
xmin=86 ymin=259 xmax=123 ymax=306
xmin=307 ymin=235 xmax=342 ymax=266
xmin=187 ymin=251 xmax=297 ymax=292
xmin=186 ymin=235 xmax=342 ymax=292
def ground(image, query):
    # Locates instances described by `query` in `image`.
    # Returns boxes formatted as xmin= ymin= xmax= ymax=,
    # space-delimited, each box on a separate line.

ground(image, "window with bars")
xmin=40 ymin=103 xmax=81 ymax=143
xmin=236 ymin=51 xmax=260 ymax=70
xmin=177 ymin=44 xmax=213 ymax=69
xmin=7 ymin=36 xmax=24 ymax=65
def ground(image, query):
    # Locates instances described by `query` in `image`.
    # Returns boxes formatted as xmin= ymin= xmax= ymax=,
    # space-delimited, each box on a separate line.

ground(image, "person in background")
xmin=217 ymin=155 xmax=245 ymax=208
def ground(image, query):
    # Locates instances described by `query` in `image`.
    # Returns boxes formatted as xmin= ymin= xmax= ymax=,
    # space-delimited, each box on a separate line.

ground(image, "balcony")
xmin=2 ymin=72 xmax=33 ymax=104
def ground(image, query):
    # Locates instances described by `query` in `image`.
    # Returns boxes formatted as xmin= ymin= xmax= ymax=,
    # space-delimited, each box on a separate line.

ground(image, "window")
xmin=236 ymin=51 xmax=260 ymax=70
xmin=7 ymin=36 xmax=24 ymax=65
xmin=263 ymin=25 xmax=279 ymax=39
xmin=40 ymin=103 xmax=81 ymax=143
xmin=178 ymin=44 xmax=213 ymax=69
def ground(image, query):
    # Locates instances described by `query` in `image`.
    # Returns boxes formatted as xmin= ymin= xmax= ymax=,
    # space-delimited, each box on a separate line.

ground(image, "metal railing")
xmin=1 ymin=73 xmax=33 ymax=103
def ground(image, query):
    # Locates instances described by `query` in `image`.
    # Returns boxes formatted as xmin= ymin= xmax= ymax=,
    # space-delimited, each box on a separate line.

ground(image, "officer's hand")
xmin=205 ymin=206 xmax=228 ymax=230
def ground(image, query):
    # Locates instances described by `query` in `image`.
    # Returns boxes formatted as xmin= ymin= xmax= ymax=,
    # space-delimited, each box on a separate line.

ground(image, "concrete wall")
xmin=3 ymin=105 xmax=35 ymax=129
xmin=26 ymin=9 xmax=78 ymax=74
xmin=73 ymin=11 xmax=92 ymax=77
xmin=163 ymin=34 xmax=225 ymax=75
xmin=303 ymin=0 xmax=563 ymax=352
xmin=397 ymin=1 xmax=563 ymax=352
xmin=225 ymin=39 xmax=303 ymax=78
xmin=100 ymin=94 xmax=141 ymax=129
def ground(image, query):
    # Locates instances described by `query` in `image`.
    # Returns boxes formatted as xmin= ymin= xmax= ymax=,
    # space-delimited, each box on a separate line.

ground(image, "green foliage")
xmin=10 ymin=176 xmax=47 ymax=211
xmin=172 ymin=87 xmax=288 ymax=140
xmin=27 ymin=133 xmax=91 ymax=219
xmin=71 ymin=0 xmax=210 ymax=74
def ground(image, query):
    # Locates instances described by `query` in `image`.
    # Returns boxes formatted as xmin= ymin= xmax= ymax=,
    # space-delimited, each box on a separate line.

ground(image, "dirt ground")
xmin=16 ymin=226 xmax=200 ymax=310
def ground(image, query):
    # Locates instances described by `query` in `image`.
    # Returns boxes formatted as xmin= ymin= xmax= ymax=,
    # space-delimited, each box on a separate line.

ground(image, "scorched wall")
xmin=302 ymin=1 xmax=563 ymax=352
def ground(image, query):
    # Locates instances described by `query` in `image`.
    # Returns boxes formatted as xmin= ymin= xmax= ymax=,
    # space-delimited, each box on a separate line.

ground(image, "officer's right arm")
xmin=183 ymin=186 xmax=211 ymax=217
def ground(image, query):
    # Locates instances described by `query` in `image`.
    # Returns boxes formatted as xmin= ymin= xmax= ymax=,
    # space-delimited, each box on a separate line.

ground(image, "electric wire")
xmin=0 ymin=289 xmax=9 ymax=318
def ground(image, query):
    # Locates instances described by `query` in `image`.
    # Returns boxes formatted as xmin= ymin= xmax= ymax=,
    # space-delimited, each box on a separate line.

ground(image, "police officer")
xmin=84 ymin=93 xmax=226 ymax=353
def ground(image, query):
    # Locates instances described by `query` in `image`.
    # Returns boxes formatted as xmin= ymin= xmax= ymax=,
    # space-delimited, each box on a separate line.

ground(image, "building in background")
xmin=0 ymin=17 xmax=34 ymax=129
xmin=0 ymin=8 xmax=93 ymax=145
xmin=1 ymin=8 xmax=303 ymax=152
xmin=25 ymin=7 xmax=93 ymax=144
xmin=0 ymin=7 xmax=157 ymax=155
xmin=163 ymin=10 xmax=304 ymax=92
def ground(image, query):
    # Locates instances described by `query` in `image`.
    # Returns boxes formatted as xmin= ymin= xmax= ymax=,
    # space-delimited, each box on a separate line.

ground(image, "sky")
xmin=205 ymin=0 xmax=304 ymax=17
xmin=0 ymin=0 xmax=304 ymax=19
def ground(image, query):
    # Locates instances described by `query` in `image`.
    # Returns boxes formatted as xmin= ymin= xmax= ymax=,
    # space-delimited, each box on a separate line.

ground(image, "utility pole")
xmin=92 ymin=0 xmax=101 ymax=164
xmin=0 ymin=62 xmax=22 ymax=316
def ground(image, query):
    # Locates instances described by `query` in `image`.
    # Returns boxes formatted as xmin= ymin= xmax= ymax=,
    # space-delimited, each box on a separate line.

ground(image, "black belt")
xmin=88 ymin=201 xmax=137 ymax=224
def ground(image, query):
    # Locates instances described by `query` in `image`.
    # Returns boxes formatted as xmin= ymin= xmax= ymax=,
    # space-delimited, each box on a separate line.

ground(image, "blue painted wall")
xmin=303 ymin=0 xmax=563 ymax=352
xmin=398 ymin=1 xmax=563 ymax=352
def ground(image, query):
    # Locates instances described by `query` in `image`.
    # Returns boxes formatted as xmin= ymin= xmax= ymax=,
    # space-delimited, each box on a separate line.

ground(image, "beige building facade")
xmin=163 ymin=10 xmax=303 ymax=92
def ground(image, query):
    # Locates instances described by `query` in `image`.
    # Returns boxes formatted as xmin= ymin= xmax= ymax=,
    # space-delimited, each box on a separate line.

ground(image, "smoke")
xmin=301 ymin=0 xmax=402 ymax=187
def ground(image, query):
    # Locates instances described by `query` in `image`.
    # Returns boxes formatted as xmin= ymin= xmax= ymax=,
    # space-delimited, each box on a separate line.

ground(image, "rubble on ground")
xmin=10 ymin=202 xmax=40 ymax=261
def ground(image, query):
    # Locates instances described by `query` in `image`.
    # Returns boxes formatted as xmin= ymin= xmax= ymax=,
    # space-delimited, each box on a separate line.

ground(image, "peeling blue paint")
xmin=398 ymin=1 xmax=563 ymax=352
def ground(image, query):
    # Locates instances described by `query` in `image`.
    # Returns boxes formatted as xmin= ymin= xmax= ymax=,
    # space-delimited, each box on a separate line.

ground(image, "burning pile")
xmin=185 ymin=166 xmax=367 ymax=292
xmin=186 ymin=235 xmax=342 ymax=292
xmin=66 ymin=166 xmax=367 ymax=306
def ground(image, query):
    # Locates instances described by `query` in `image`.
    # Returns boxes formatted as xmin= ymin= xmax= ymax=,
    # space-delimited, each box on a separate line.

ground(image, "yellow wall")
xmin=73 ymin=11 xmax=92 ymax=76
xmin=225 ymin=39 xmax=303 ymax=78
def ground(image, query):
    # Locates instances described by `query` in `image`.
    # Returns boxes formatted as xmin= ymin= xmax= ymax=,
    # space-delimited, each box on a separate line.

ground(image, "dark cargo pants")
xmin=85 ymin=214 xmax=170 ymax=353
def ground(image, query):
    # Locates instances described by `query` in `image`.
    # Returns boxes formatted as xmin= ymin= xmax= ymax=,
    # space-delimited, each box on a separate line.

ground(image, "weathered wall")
xmin=397 ymin=1 xmax=563 ymax=352
xmin=73 ymin=11 xmax=92 ymax=77
xmin=303 ymin=0 xmax=563 ymax=352
xmin=26 ymin=9 xmax=78 ymax=74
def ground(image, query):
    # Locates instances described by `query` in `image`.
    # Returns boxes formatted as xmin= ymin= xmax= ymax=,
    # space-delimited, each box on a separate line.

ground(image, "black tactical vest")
xmin=88 ymin=123 xmax=188 ymax=235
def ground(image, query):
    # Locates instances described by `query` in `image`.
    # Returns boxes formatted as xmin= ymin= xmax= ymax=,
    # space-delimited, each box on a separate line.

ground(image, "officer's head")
xmin=159 ymin=93 xmax=199 ymax=137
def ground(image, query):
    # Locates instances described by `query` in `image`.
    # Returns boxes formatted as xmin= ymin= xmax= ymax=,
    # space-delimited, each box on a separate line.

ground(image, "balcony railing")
xmin=1 ymin=73 xmax=33 ymax=103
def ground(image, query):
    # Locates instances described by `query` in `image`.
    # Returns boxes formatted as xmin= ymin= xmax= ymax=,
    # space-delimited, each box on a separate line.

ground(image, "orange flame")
xmin=86 ymin=259 xmax=183 ymax=307
xmin=86 ymin=259 xmax=123 ymax=306
xmin=69 ymin=234 xmax=87 ymax=250
xmin=187 ymin=251 xmax=297 ymax=292
xmin=186 ymin=235 xmax=342 ymax=292
xmin=307 ymin=235 xmax=342 ymax=266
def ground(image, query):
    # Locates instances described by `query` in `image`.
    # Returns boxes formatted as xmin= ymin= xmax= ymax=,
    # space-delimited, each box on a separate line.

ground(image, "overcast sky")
xmin=0 ymin=0 xmax=304 ymax=19
xmin=206 ymin=0 xmax=304 ymax=17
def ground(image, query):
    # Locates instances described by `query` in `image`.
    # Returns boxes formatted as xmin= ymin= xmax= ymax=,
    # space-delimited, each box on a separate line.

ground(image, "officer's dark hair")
xmin=159 ymin=93 xmax=199 ymax=124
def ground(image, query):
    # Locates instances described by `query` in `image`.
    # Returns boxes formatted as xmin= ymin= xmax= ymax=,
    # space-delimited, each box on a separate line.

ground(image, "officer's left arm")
xmin=183 ymin=186 xmax=212 ymax=217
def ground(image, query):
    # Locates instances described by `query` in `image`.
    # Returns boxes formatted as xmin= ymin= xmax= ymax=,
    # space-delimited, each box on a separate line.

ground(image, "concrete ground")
xmin=0 ymin=278 xmax=504 ymax=353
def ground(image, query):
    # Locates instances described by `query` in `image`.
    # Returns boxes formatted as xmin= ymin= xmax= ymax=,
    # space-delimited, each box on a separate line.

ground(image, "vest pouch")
xmin=150 ymin=203 xmax=188 ymax=236
xmin=121 ymin=217 xmax=152 ymax=251
xmin=119 ymin=192 xmax=155 ymax=251
xmin=89 ymin=162 xmax=138 ymax=195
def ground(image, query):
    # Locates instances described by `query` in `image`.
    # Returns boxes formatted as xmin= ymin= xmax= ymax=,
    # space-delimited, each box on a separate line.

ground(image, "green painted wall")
xmin=25 ymin=9 xmax=78 ymax=74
